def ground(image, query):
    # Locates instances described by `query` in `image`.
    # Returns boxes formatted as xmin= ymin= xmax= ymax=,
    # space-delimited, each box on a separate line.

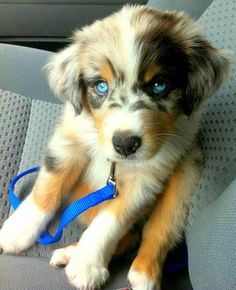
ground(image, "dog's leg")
xmin=50 ymin=229 xmax=140 ymax=269
xmin=0 ymin=167 xmax=81 ymax=254
xmin=0 ymin=131 xmax=87 ymax=254
xmin=64 ymin=177 xmax=151 ymax=289
xmin=128 ymin=152 xmax=202 ymax=290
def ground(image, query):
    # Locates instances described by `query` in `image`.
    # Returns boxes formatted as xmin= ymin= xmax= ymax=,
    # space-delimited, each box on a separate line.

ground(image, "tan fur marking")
xmin=32 ymin=165 xmax=81 ymax=213
xmin=103 ymin=177 xmax=150 ymax=226
xmin=144 ymin=63 xmax=160 ymax=83
xmin=160 ymin=110 xmax=179 ymax=132
xmin=131 ymin=156 xmax=199 ymax=282
xmin=141 ymin=110 xmax=178 ymax=158
xmin=69 ymin=183 xmax=92 ymax=203
xmin=93 ymin=110 xmax=113 ymax=148
xmin=100 ymin=62 xmax=114 ymax=82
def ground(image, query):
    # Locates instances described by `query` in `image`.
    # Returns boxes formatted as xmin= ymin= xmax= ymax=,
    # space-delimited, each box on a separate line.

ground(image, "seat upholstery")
xmin=185 ymin=0 xmax=236 ymax=289
xmin=186 ymin=0 xmax=236 ymax=229
xmin=0 ymin=44 xmax=56 ymax=103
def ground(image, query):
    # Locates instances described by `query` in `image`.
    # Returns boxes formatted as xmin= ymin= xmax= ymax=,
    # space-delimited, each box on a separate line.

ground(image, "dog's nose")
xmin=112 ymin=132 xmax=142 ymax=157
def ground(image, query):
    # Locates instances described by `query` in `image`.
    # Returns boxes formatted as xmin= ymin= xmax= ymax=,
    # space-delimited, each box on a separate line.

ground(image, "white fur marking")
xmin=128 ymin=269 xmax=157 ymax=290
xmin=65 ymin=211 xmax=124 ymax=289
xmin=0 ymin=195 xmax=52 ymax=253
xmin=50 ymin=245 xmax=76 ymax=267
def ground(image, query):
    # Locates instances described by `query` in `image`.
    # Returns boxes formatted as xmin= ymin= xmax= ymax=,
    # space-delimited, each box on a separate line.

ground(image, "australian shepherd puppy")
xmin=0 ymin=5 xmax=230 ymax=290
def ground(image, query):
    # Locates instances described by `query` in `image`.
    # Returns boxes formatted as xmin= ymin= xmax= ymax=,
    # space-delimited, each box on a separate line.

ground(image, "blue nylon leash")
xmin=9 ymin=167 xmax=40 ymax=210
xmin=9 ymin=166 xmax=117 ymax=245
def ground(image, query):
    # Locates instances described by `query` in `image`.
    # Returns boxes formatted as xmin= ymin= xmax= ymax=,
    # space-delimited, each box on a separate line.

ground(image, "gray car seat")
xmin=0 ymin=0 xmax=236 ymax=289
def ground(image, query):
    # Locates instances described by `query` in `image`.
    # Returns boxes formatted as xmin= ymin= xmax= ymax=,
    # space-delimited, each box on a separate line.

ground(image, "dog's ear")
xmin=183 ymin=37 xmax=231 ymax=115
xmin=45 ymin=44 xmax=83 ymax=114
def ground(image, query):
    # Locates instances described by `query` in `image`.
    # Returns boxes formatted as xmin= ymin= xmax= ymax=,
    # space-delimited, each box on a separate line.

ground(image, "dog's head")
xmin=46 ymin=6 xmax=230 ymax=162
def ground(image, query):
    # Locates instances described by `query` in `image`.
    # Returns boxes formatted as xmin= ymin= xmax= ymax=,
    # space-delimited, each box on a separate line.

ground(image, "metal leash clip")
xmin=107 ymin=162 xmax=118 ymax=198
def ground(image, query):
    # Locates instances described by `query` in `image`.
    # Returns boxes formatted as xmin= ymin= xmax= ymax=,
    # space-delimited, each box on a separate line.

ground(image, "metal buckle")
xmin=107 ymin=162 xmax=118 ymax=198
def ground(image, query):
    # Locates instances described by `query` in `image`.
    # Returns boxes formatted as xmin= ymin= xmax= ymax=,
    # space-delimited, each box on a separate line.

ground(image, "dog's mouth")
xmin=107 ymin=152 xmax=140 ymax=163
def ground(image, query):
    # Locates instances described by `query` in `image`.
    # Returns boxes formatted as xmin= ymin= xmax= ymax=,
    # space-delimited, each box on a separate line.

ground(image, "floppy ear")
xmin=45 ymin=44 xmax=83 ymax=114
xmin=183 ymin=37 xmax=231 ymax=115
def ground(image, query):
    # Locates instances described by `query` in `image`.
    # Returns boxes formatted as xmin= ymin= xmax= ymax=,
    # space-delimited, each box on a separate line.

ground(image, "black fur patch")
xmin=135 ymin=12 xmax=191 ymax=114
xmin=44 ymin=150 xmax=60 ymax=171
xmin=182 ymin=38 xmax=229 ymax=115
xmin=139 ymin=35 xmax=188 ymax=88
xmin=129 ymin=101 xmax=151 ymax=111
xmin=120 ymin=95 xmax=127 ymax=104
xmin=157 ymin=103 xmax=167 ymax=112
xmin=89 ymin=93 xmax=106 ymax=109
xmin=118 ymin=70 xmax=125 ymax=84
xmin=136 ymin=11 xmax=229 ymax=115
xmin=109 ymin=103 xmax=122 ymax=109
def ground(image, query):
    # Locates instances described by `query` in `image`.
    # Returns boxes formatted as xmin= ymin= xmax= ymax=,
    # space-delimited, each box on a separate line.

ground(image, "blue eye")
xmin=95 ymin=81 xmax=108 ymax=96
xmin=153 ymin=81 xmax=167 ymax=94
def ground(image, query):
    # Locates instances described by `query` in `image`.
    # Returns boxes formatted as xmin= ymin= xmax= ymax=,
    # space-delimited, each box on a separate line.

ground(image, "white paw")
xmin=0 ymin=196 xmax=52 ymax=254
xmin=0 ymin=217 xmax=38 ymax=254
xmin=50 ymin=245 xmax=76 ymax=267
xmin=128 ymin=269 xmax=157 ymax=290
xmin=65 ymin=256 xmax=109 ymax=289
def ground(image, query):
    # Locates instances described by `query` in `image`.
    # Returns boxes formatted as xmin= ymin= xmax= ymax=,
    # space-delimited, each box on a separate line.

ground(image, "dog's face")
xmin=47 ymin=6 xmax=230 ymax=162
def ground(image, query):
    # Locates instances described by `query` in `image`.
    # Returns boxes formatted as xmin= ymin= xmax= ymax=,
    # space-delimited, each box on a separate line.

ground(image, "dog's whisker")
xmin=160 ymin=143 xmax=179 ymax=157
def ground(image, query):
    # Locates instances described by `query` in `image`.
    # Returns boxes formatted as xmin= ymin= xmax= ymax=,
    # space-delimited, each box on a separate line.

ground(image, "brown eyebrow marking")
xmin=144 ymin=63 xmax=161 ymax=83
xmin=107 ymin=58 xmax=116 ymax=78
xmin=100 ymin=59 xmax=115 ymax=82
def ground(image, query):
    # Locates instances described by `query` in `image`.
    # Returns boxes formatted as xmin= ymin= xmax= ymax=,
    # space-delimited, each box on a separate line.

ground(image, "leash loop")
xmin=9 ymin=163 xmax=117 ymax=245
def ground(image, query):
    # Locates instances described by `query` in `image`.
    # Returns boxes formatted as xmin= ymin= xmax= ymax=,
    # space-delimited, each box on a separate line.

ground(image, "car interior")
xmin=0 ymin=0 xmax=235 ymax=289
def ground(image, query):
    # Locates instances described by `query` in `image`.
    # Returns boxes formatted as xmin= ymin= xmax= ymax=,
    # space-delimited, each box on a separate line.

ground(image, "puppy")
xmin=0 ymin=5 xmax=230 ymax=290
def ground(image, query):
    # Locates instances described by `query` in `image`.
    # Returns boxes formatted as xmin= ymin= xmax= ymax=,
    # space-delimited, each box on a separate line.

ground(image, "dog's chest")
xmin=81 ymin=157 xmax=111 ymax=190
xmin=76 ymin=158 xmax=167 ymax=226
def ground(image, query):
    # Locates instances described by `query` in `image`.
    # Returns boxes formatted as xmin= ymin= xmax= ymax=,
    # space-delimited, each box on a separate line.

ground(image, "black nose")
xmin=112 ymin=132 xmax=142 ymax=157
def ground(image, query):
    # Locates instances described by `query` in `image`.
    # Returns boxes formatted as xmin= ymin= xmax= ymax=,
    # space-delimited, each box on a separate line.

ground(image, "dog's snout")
xmin=112 ymin=132 xmax=141 ymax=157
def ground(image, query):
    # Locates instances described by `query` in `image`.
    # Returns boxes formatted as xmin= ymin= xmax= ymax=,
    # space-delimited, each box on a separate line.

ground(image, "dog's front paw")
xmin=0 ymin=196 xmax=52 ymax=254
xmin=65 ymin=256 xmax=109 ymax=289
xmin=0 ymin=218 xmax=35 ymax=254
xmin=128 ymin=269 xmax=158 ymax=290
xmin=50 ymin=245 xmax=76 ymax=268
